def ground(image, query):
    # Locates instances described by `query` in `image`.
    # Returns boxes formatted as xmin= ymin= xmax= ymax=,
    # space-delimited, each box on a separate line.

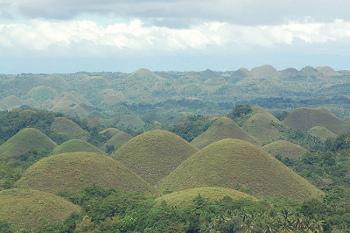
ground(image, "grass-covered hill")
xmin=112 ymin=130 xmax=199 ymax=186
xmin=0 ymin=128 xmax=57 ymax=160
xmin=50 ymin=117 xmax=90 ymax=141
xmin=159 ymin=139 xmax=323 ymax=201
xmin=104 ymin=131 xmax=133 ymax=151
xmin=242 ymin=106 xmax=283 ymax=142
xmin=156 ymin=187 xmax=255 ymax=207
xmin=262 ymin=140 xmax=308 ymax=159
xmin=308 ymin=126 xmax=338 ymax=140
xmin=316 ymin=66 xmax=340 ymax=77
xmin=250 ymin=64 xmax=280 ymax=78
xmin=0 ymin=188 xmax=81 ymax=231
xmin=191 ymin=116 xmax=259 ymax=149
xmin=51 ymin=139 xmax=106 ymax=155
xmin=15 ymin=152 xmax=156 ymax=194
xmin=282 ymin=107 xmax=346 ymax=134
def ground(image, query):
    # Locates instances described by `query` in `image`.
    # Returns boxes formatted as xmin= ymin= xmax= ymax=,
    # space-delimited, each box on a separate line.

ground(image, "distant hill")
xmin=50 ymin=117 xmax=90 ymax=141
xmin=280 ymin=68 xmax=299 ymax=79
xmin=51 ymin=139 xmax=106 ymax=155
xmin=300 ymin=66 xmax=319 ymax=77
xmin=26 ymin=86 xmax=58 ymax=103
xmin=232 ymin=68 xmax=254 ymax=78
xmin=112 ymin=130 xmax=199 ymax=186
xmin=0 ymin=188 xmax=80 ymax=232
xmin=316 ymin=66 xmax=340 ymax=77
xmin=0 ymin=128 xmax=57 ymax=160
xmin=159 ymin=139 xmax=323 ymax=201
xmin=104 ymin=131 xmax=133 ymax=151
xmin=1 ymin=95 xmax=23 ymax=110
xmin=117 ymin=115 xmax=145 ymax=130
xmin=191 ymin=116 xmax=259 ymax=149
xmin=262 ymin=140 xmax=308 ymax=159
xmin=156 ymin=187 xmax=255 ymax=207
xmin=282 ymin=107 xmax=344 ymax=134
xmin=250 ymin=64 xmax=280 ymax=78
xmin=15 ymin=152 xmax=156 ymax=194
xmin=308 ymin=126 xmax=338 ymax=140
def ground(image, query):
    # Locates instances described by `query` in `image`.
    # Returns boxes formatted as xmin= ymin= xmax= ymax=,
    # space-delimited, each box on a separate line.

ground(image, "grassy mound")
xmin=262 ymin=140 xmax=307 ymax=159
xmin=232 ymin=67 xmax=254 ymax=78
xmin=15 ymin=152 xmax=156 ymax=194
xmin=282 ymin=107 xmax=344 ymax=134
xmin=100 ymin=95 xmax=125 ymax=105
xmin=50 ymin=117 xmax=90 ymax=141
xmin=1 ymin=95 xmax=23 ymax=109
xmin=112 ymin=130 xmax=199 ymax=186
xmin=250 ymin=64 xmax=280 ymax=78
xmin=156 ymin=187 xmax=255 ymax=207
xmin=242 ymin=107 xmax=283 ymax=142
xmin=99 ymin=128 xmax=121 ymax=136
xmin=159 ymin=139 xmax=323 ymax=201
xmin=316 ymin=66 xmax=340 ymax=76
xmin=0 ymin=188 xmax=80 ymax=232
xmin=117 ymin=115 xmax=145 ymax=130
xmin=26 ymin=86 xmax=58 ymax=102
xmin=104 ymin=131 xmax=133 ymax=151
xmin=0 ymin=128 xmax=57 ymax=160
xmin=280 ymin=68 xmax=299 ymax=78
xmin=51 ymin=139 xmax=106 ymax=155
xmin=308 ymin=126 xmax=338 ymax=140
xmin=300 ymin=66 xmax=319 ymax=77
xmin=127 ymin=68 xmax=166 ymax=82
xmin=191 ymin=116 xmax=259 ymax=149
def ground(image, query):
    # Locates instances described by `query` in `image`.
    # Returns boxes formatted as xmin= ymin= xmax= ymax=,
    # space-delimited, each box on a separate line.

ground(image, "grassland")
xmin=191 ymin=116 xmax=259 ymax=149
xmin=50 ymin=117 xmax=90 ymax=141
xmin=156 ymin=187 xmax=256 ymax=207
xmin=308 ymin=126 xmax=338 ymax=140
xmin=0 ymin=128 xmax=57 ymax=160
xmin=159 ymin=139 xmax=323 ymax=201
xmin=15 ymin=152 xmax=156 ymax=194
xmin=0 ymin=188 xmax=81 ymax=231
xmin=262 ymin=140 xmax=308 ymax=159
xmin=112 ymin=130 xmax=199 ymax=186
xmin=51 ymin=139 xmax=106 ymax=155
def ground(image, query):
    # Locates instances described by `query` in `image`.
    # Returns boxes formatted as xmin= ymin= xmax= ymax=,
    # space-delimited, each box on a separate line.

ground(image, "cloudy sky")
xmin=0 ymin=0 xmax=350 ymax=73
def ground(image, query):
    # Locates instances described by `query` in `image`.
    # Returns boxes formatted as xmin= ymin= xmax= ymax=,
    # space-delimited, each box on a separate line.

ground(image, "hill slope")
xmin=191 ymin=117 xmax=259 ymax=149
xmin=104 ymin=131 xmax=133 ymax=151
xmin=250 ymin=64 xmax=280 ymax=78
xmin=50 ymin=117 xmax=90 ymax=141
xmin=262 ymin=140 xmax=308 ymax=159
xmin=112 ymin=130 xmax=199 ymax=186
xmin=0 ymin=128 xmax=57 ymax=160
xmin=308 ymin=126 xmax=338 ymax=140
xmin=159 ymin=139 xmax=323 ymax=201
xmin=15 ymin=152 xmax=156 ymax=194
xmin=0 ymin=188 xmax=80 ymax=231
xmin=51 ymin=139 xmax=106 ymax=155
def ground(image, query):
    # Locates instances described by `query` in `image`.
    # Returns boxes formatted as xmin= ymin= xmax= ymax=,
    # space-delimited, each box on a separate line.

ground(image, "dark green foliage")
xmin=275 ymin=110 xmax=290 ymax=121
xmin=0 ymin=220 xmax=13 ymax=233
xmin=227 ymin=104 xmax=252 ymax=120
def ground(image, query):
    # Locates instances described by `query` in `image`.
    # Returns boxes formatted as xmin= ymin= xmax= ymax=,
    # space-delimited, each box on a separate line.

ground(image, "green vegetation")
xmin=50 ymin=117 xmax=90 ymax=141
xmin=0 ymin=188 xmax=80 ymax=232
xmin=262 ymin=140 xmax=308 ymax=159
xmin=104 ymin=131 xmax=133 ymax=153
xmin=15 ymin=152 xmax=156 ymax=194
xmin=113 ymin=130 xmax=199 ymax=186
xmin=250 ymin=64 xmax=281 ymax=78
xmin=51 ymin=139 xmax=106 ymax=155
xmin=160 ymin=139 xmax=323 ymax=201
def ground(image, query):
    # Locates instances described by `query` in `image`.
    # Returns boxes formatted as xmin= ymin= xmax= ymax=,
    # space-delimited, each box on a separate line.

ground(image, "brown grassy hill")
xmin=15 ymin=152 xmax=156 ymax=194
xmin=280 ymin=68 xmax=299 ymax=78
xmin=112 ymin=130 xmax=199 ymax=186
xmin=53 ymin=91 xmax=91 ymax=106
xmin=300 ymin=66 xmax=319 ymax=77
xmin=26 ymin=86 xmax=58 ymax=102
xmin=0 ymin=128 xmax=57 ymax=160
xmin=232 ymin=68 xmax=254 ymax=78
xmin=0 ymin=188 xmax=81 ymax=232
xmin=1 ymin=95 xmax=23 ymax=109
xmin=104 ymin=131 xmax=133 ymax=151
xmin=282 ymin=107 xmax=344 ymax=134
xmin=156 ymin=187 xmax=255 ymax=207
xmin=191 ymin=116 xmax=259 ymax=149
xmin=308 ymin=126 xmax=338 ymax=140
xmin=316 ymin=66 xmax=340 ymax=76
xmin=99 ymin=128 xmax=121 ymax=136
xmin=50 ymin=117 xmax=90 ymax=141
xmin=159 ymin=139 xmax=323 ymax=201
xmin=250 ymin=64 xmax=280 ymax=78
xmin=127 ymin=68 xmax=166 ymax=82
xmin=51 ymin=139 xmax=106 ymax=155
xmin=262 ymin=140 xmax=307 ymax=159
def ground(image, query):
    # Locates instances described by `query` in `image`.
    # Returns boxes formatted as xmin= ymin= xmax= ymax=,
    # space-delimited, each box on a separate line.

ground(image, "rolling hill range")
xmin=112 ymin=130 xmax=199 ymax=186
xmin=156 ymin=187 xmax=255 ymax=207
xmin=159 ymin=139 xmax=323 ymax=201
xmin=51 ymin=139 xmax=106 ymax=155
xmin=15 ymin=152 xmax=156 ymax=194
xmin=191 ymin=116 xmax=259 ymax=149
xmin=0 ymin=188 xmax=81 ymax=231
xmin=262 ymin=140 xmax=308 ymax=159
xmin=0 ymin=128 xmax=57 ymax=160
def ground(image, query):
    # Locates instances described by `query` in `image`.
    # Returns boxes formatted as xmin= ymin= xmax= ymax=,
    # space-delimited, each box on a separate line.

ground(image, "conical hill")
xmin=250 ymin=64 xmax=280 ymax=78
xmin=104 ymin=131 xmax=133 ymax=151
xmin=191 ymin=117 xmax=259 ymax=149
xmin=156 ymin=187 xmax=255 ymax=207
xmin=308 ymin=126 xmax=338 ymax=140
xmin=282 ymin=107 xmax=344 ymax=134
xmin=15 ymin=152 xmax=156 ymax=194
xmin=0 ymin=188 xmax=81 ymax=232
xmin=51 ymin=139 xmax=106 ymax=155
xmin=0 ymin=128 xmax=57 ymax=160
xmin=159 ymin=139 xmax=323 ymax=201
xmin=316 ymin=66 xmax=340 ymax=76
xmin=262 ymin=140 xmax=307 ymax=159
xmin=50 ymin=117 xmax=90 ymax=141
xmin=112 ymin=130 xmax=199 ymax=186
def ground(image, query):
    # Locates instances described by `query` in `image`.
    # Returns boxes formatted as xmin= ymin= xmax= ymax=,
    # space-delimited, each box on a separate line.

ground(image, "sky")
xmin=0 ymin=0 xmax=350 ymax=73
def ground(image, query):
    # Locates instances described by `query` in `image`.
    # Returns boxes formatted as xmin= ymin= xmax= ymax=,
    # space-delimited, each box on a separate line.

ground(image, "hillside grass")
xmin=159 ymin=139 xmax=323 ymax=201
xmin=250 ymin=64 xmax=280 ymax=78
xmin=0 ymin=128 xmax=57 ymax=160
xmin=156 ymin=187 xmax=256 ymax=207
xmin=15 ymin=152 xmax=156 ymax=194
xmin=51 ymin=139 xmax=106 ymax=155
xmin=50 ymin=117 xmax=90 ymax=141
xmin=112 ymin=130 xmax=199 ymax=186
xmin=104 ymin=131 xmax=133 ymax=151
xmin=308 ymin=126 xmax=338 ymax=140
xmin=262 ymin=140 xmax=308 ymax=159
xmin=191 ymin=116 xmax=259 ymax=149
xmin=0 ymin=188 xmax=81 ymax=232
